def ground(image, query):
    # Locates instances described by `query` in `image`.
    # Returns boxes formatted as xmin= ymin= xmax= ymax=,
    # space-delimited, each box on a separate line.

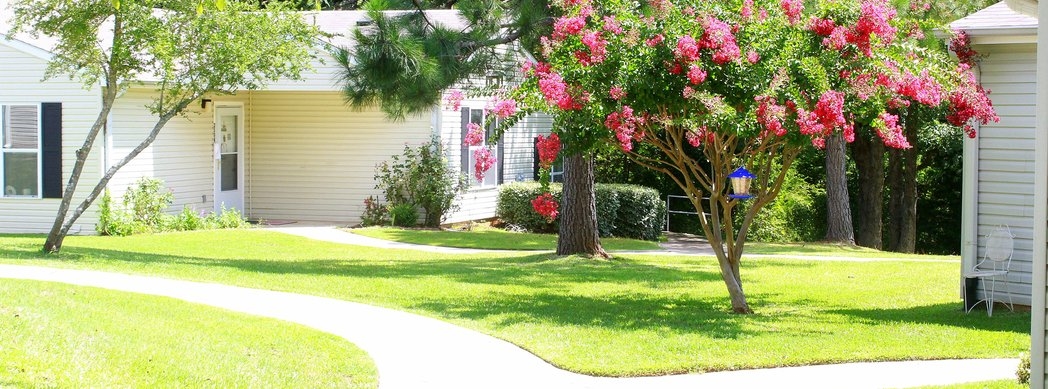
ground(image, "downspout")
xmin=960 ymin=50 xmax=983 ymax=298
xmin=1031 ymin=1 xmax=1047 ymax=386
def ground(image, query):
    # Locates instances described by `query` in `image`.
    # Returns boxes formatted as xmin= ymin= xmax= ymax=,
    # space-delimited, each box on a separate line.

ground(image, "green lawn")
xmin=0 ymin=278 xmax=376 ymax=388
xmin=745 ymin=241 xmax=960 ymax=260
xmin=0 ymin=230 xmax=1027 ymax=377
xmin=350 ymin=225 xmax=663 ymax=251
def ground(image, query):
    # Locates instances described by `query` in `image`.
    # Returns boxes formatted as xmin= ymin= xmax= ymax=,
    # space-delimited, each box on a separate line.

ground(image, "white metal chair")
xmin=964 ymin=225 xmax=1014 ymax=316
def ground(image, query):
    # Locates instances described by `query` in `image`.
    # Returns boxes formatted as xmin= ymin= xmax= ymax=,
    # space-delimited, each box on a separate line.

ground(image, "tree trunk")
xmin=557 ymin=152 xmax=608 ymax=257
xmin=824 ymin=132 xmax=855 ymax=244
xmin=850 ymin=130 xmax=885 ymax=249
xmin=887 ymin=120 xmax=918 ymax=253
xmin=43 ymin=100 xmax=192 ymax=253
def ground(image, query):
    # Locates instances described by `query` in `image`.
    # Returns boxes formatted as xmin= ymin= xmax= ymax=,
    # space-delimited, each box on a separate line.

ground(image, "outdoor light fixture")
xmin=728 ymin=166 xmax=755 ymax=200
xmin=201 ymin=99 xmax=212 ymax=109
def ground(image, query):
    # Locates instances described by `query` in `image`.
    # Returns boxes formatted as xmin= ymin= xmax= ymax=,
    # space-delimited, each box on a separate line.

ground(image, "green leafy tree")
xmin=8 ymin=0 xmax=319 ymax=252
xmin=505 ymin=0 xmax=994 ymax=313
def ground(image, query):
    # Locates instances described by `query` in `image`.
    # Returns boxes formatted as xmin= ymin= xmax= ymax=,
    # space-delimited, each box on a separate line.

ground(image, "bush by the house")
xmin=374 ymin=135 xmax=468 ymax=227
xmin=388 ymin=203 xmax=419 ymax=227
xmin=96 ymin=177 xmax=250 ymax=236
xmin=1018 ymin=352 xmax=1030 ymax=385
xmin=496 ymin=182 xmax=664 ymax=241
xmin=360 ymin=195 xmax=389 ymax=227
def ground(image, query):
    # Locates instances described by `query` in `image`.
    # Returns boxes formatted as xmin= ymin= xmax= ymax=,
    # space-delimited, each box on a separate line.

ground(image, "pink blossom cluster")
xmin=490 ymin=98 xmax=518 ymax=119
xmin=446 ymin=90 xmax=464 ymax=111
xmin=536 ymin=133 xmax=562 ymax=168
xmin=602 ymin=16 xmax=623 ymax=34
xmin=531 ymin=193 xmax=559 ymax=222
xmin=897 ymin=70 xmax=943 ymax=106
xmin=699 ymin=16 xmax=741 ymax=65
xmin=685 ymin=126 xmax=714 ymax=147
xmin=947 ymin=66 xmax=998 ymax=138
xmin=950 ymin=30 xmax=978 ymax=66
xmin=740 ymin=0 xmax=754 ymax=20
xmin=756 ymin=96 xmax=788 ymax=137
xmin=472 ymin=147 xmax=497 ymax=182
xmin=674 ymin=36 xmax=700 ymax=62
xmin=534 ymin=65 xmax=585 ymax=110
xmin=850 ymin=0 xmax=896 ymax=56
xmin=609 ymin=86 xmax=626 ymax=100
xmin=552 ymin=16 xmax=586 ymax=41
xmin=687 ymin=65 xmax=707 ymax=85
xmin=605 ymin=105 xmax=644 ymax=151
xmin=464 ymin=122 xmax=484 ymax=146
xmin=795 ymin=90 xmax=854 ymax=148
xmin=780 ymin=0 xmax=803 ymax=25
xmin=875 ymin=112 xmax=911 ymax=149
xmin=576 ymin=31 xmax=609 ymax=65
xmin=645 ymin=34 xmax=664 ymax=47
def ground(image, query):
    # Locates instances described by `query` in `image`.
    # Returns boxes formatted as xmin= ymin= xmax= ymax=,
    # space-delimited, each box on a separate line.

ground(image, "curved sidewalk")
xmin=0 ymin=264 xmax=1017 ymax=389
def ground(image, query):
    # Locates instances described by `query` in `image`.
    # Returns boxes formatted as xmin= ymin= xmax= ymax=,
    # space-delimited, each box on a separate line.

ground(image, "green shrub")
xmin=593 ymin=185 xmax=619 ymax=237
xmin=1018 ymin=352 xmax=1030 ymax=385
xmin=375 ymin=136 xmax=468 ymax=227
xmin=359 ymin=195 xmax=389 ymax=227
xmin=741 ymin=168 xmax=825 ymax=243
xmin=169 ymin=206 xmax=204 ymax=231
xmin=496 ymin=182 xmax=561 ymax=233
xmin=96 ymin=178 xmax=249 ymax=236
xmin=607 ymin=184 xmax=665 ymax=241
xmin=388 ymin=203 xmax=419 ymax=227
xmin=496 ymin=182 xmax=664 ymax=240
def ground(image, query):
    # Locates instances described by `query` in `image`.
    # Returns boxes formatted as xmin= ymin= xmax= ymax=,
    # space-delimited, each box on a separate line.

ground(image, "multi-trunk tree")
xmin=9 ymin=0 xmax=319 ymax=253
xmin=488 ymin=0 xmax=996 ymax=313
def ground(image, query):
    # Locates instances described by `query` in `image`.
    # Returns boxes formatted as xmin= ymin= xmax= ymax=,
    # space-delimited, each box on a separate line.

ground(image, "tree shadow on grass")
xmin=0 ymin=241 xmax=722 ymax=289
xmin=829 ymin=302 xmax=1030 ymax=333
xmin=413 ymin=290 xmax=786 ymax=338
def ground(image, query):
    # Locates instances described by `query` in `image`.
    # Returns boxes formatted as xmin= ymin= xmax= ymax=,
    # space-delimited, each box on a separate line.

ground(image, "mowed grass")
xmin=917 ymin=380 xmax=1025 ymax=389
xmin=349 ymin=225 xmax=663 ymax=251
xmin=0 ymin=278 xmax=376 ymax=388
xmin=745 ymin=241 xmax=960 ymax=260
xmin=0 ymin=230 xmax=1027 ymax=376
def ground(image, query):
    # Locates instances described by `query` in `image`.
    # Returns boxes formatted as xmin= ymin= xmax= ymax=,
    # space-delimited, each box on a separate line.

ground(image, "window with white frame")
xmin=1 ymin=104 xmax=40 ymax=197
xmin=464 ymin=107 xmax=502 ymax=188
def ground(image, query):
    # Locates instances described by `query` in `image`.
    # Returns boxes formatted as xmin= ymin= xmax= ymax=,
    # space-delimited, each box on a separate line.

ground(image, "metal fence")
xmin=664 ymin=195 xmax=710 ymax=232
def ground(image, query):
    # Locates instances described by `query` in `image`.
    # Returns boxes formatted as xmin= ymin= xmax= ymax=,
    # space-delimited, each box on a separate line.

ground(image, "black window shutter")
xmin=41 ymin=102 xmax=63 ymax=199
xmin=533 ymin=137 xmax=539 ymax=181
xmin=460 ymin=107 xmax=470 ymax=175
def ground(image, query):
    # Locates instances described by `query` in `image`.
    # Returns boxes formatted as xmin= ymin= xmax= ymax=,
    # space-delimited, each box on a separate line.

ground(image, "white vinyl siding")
xmin=968 ymin=43 xmax=1036 ymax=306
xmin=0 ymin=41 xmax=101 ymax=234
xmin=441 ymin=92 xmax=552 ymax=223
xmin=245 ymin=91 xmax=431 ymax=224
xmin=107 ymin=89 xmax=219 ymax=215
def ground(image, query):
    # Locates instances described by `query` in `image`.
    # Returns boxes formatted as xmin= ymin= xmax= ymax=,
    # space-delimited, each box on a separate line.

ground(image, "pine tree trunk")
xmin=557 ymin=153 xmax=608 ymax=257
xmin=887 ymin=123 xmax=918 ymax=253
xmin=850 ymin=130 xmax=885 ymax=249
xmin=824 ymin=132 xmax=855 ymax=244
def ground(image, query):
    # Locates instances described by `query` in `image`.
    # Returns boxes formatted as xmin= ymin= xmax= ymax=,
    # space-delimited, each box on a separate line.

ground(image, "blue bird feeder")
xmin=728 ymin=166 xmax=755 ymax=200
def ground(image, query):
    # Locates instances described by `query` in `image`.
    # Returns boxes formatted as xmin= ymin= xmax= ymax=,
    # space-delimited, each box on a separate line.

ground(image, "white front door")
xmin=214 ymin=105 xmax=244 ymax=214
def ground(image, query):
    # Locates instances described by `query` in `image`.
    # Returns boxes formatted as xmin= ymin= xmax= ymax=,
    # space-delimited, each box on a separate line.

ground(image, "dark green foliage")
xmin=373 ymin=136 xmax=467 ymax=227
xmin=606 ymin=184 xmax=665 ymax=242
xmin=741 ymin=169 xmax=826 ymax=243
xmin=334 ymin=0 xmax=552 ymax=119
xmin=497 ymin=182 xmax=664 ymax=241
xmin=388 ymin=203 xmax=419 ymax=227
xmin=915 ymin=124 xmax=963 ymax=254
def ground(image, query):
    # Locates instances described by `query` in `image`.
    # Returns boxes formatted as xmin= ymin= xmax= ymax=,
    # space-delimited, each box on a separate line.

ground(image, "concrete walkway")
xmin=0 ymin=264 xmax=1018 ymax=388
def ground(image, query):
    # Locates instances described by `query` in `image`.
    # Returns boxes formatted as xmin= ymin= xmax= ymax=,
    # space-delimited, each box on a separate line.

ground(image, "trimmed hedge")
xmin=496 ymin=182 xmax=665 ymax=241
